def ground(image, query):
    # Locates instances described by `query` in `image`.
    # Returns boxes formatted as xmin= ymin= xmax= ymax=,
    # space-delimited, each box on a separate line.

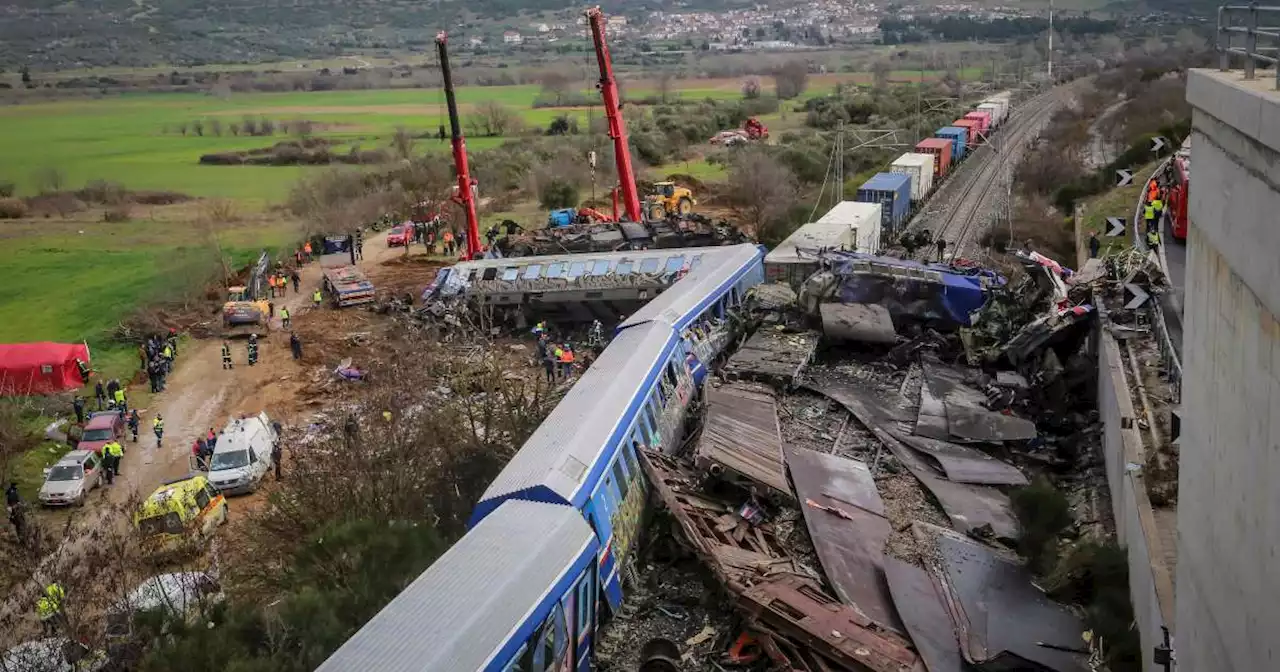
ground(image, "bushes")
xmin=102 ymin=204 xmax=131 ymax=222
xmin=0 ymin=181 xmax=14 ymax=198
xmin=1010 ymin=476 xmax=1073 ymax=573
xmin=1047 ymin=542 xmax=1142 ymax=671
xmin=538 ymin=177 xmax=579 ymax=210
xmin=0 ymin=198 xmax=29 ymax=219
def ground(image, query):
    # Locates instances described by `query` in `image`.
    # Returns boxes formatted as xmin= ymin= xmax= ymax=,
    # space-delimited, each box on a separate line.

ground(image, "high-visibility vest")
xmin=304 ymin=243 xmax=312 ymax=253
xmin=36 ymin=597 xmax=56 ymax=620
xmin=313 ymin=290 xmax=322 ymax=302
xmin=281 ymin=308 xmax=290 ymax=319
xmin=1144 ymin=205 xmax=1155 ymax=220
xmin=1147 ymin=231 xmax=1159 ymax=245
xmin=113 ymin=389 xmax=125 ymax=403
xmin=153 ymin=418 xmax=164 ymax=431
xmin=1152 ymin=199 xmax=1164 ymax=212
xmin=106 ymin=442 xmax=123 ymax=457
xmin=163 ymin=346 xmax=173 ymax=358
xmin=222 ymin=345 xmax=231 ymax=357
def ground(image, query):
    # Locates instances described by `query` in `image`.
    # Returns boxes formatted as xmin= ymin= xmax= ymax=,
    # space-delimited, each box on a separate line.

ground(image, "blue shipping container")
xmin=856 ymin=172 xmax=912 ymax=234
xmin=936 ymin=127 xmax=967 ymax=161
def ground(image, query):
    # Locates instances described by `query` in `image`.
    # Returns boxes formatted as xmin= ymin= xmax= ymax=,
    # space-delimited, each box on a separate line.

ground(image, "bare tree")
xmin=871 ymin=60 xmax=891 ymax=92
xmin=392 ymin=126 xmax=415 ymax=161
xmin=539 ymin=69 xmax=573 ymax=106
xmin=192 ymin=119 xmax=204 ymax=137
xmin=728 ymin=148 xmax=799 ymax=243
xmin=773 ymin=61 xmax=809 ymax=100
xmin=208 ymin=118 xmax=224 ymax=137
xmin=468 ymin=101 xmax=522 ymax=137
xmin=742 ymin=77 xmax=762 ymax=100
xmin=229 ymin=123 xmax=240 ymax=137
xmin=656 ymin=73 xmax=675 ymax=104
xmin=33 ymin=167 xmax=64 ymax=194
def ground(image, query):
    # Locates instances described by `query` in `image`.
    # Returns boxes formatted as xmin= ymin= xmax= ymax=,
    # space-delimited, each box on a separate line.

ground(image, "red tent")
xmin=0 ymin=342 xmax=91 ymax=396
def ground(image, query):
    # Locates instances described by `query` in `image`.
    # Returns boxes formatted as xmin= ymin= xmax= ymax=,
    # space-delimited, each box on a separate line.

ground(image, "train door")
xmin=589 ymin=466 xmax=626 ymax=608
xmin=564 ymin=564 xmax=597 ymax=672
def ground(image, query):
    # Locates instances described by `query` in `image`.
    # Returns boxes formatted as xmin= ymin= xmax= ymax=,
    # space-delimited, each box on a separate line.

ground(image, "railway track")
xmin=912 ymin=85 xmax=1077 ymax=261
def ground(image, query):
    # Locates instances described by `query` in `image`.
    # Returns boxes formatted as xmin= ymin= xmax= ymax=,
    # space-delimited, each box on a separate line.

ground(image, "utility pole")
xmin=1047 ymin=0 xmax=1055 ymax=81
xmin=835 ymin=121 xmax=845 ymax=208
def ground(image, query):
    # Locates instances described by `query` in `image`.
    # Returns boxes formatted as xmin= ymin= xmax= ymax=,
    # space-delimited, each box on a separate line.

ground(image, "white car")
xmin=201 ymin=412 xmax=277 ymax=496
xmin=38 ymin=450 xmax=103 ymax=507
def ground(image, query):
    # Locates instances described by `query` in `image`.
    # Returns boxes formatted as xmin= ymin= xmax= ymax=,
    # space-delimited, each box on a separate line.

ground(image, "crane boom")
xmin=436 ymin=31 xmax=483 ymax=260
xmin=586 ymin=7 xmax=642 ymax=224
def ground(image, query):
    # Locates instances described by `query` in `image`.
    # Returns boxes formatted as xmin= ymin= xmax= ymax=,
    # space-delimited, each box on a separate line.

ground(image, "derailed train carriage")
xmin=318 ymin=243 xmax=766 ymax=672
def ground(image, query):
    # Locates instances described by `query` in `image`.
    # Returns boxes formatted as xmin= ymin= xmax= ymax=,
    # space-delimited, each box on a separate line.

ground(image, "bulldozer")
xmin=645 ymin=182 xmax=696 ymax=221
xmin=222 ymin=286 xmax=270 ymax=338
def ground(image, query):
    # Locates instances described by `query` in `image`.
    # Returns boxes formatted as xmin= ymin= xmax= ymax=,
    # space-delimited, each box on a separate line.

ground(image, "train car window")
xmin=639 ymin=257 xmax=660 ymax=274
xmin=568 ymin=261 xmax=586 ymax=278
xmin=553 ymin=603 xmax=568 ymax=656
xmin=577 ymin=573 xmax=592 ymax=634
xmin=605 ymin=471 xmax=622 ymax=506
xmin=590 ymin=260 xmax=611 ymax=276
xmin=522 ymin=264 xmax=542 ymax=280
xmin=468 ymin=269 xmax=479 ymax=281
xmin=730 ymin=286 xmax=740 ymax=306
xmin=531 ymin=605 xmax=561 ymax=671
xmin=690 ymin=254 xmax=704 ymax=270
xmin=664 ymin=255 xmax=685 ymax=274
xmin=502 ymin=267 xmax=520 ymax=281
xmin=482 ymin=267 xmax=499 ymax=281
xmin=612 ymin=461 xmax=630 ymax=500
xmin=643 ymin=405 xmax=659 ymax=445
xmin=637 ymin=413 xmax=653 ymax=447
xmin=616 ymin=261 xmax=634 ymax=275
xmin=546 ymin=262 xmax=566 ymax=279
xmin=664 ymin=361 xmax=678 ymax=389
xmin=624 ymin=441 xmax=641 ymax=479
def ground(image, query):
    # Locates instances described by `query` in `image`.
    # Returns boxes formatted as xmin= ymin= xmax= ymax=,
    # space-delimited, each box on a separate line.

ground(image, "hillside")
xmin=0 ymin=0 xmax=760 ymax=70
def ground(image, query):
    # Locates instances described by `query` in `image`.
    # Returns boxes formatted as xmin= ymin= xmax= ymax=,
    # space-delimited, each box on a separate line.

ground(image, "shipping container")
xmin=890 ymin=153 xmax=936 ymax=201
xmin=856 ymin=173 xmax=912 ymax=235
xmin=963 ymin=111 xmax=991 ymax=138
xmin=952 ymin=119 xmax=979 ymax=146
xmin=767 ymin=203 xmax=882 ymax=288
xmin=936 ymin=127 xmax=967 ymax=160
xmin=915 ymin=138 xmax=953 ymax=177
xmin=976 ymin=102 xmax=1004 ymax=128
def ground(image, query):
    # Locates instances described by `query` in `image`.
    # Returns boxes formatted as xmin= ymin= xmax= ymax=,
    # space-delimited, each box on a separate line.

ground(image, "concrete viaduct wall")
xmin=1177 ymin=69 xmax=1280 ymax=672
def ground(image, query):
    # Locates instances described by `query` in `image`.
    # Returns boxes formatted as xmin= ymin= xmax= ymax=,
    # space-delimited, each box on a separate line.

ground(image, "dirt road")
xmin=4 ymin=231 xmax=429 ymax=627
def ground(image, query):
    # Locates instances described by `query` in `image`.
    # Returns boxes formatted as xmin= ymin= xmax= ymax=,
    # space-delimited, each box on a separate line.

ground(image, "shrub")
xmin=102 ymin=204 xmax=131 ymax=222
xmin=77 ymin=180 xmax=128 ymax=205
xmin=538 ymin=177 xmax=579 ymax=210
xmin=0 ymin=197 xmax=29 ymax=219
xmin=0 ymin=181 xmax=14 ymax=198
xmin=1010 ymin=477 xmax=1073 ymax=573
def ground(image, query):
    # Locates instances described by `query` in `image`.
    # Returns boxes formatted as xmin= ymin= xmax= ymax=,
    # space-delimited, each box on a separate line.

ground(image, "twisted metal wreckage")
xmin=620 ymin=246 xmax=1153 ymax=671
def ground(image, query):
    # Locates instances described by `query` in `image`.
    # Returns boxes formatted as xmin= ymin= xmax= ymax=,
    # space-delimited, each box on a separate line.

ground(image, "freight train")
xmin=853 ymin=90 xmax=1014 ymax=238
xmin=316 ymin=243 xmax=766 ymax=672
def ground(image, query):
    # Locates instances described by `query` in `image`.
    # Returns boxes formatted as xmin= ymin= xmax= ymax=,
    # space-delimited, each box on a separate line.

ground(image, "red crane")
xmin=436 ymin=31 xmax=483 ymax=260
xmin=586 ymin=7 xmax=642 ymax=224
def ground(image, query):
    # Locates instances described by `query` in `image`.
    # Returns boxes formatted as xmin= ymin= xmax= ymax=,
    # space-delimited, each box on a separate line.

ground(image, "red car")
xmin=78 ymin=411 xmax=125 ymax=455
xmin=386 ymin=225 xmax=414 ymax=247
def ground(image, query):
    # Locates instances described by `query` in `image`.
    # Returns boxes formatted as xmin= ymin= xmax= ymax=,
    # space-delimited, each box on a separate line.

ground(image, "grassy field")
xmin=0 ymin=213 xmax=298 ymax=379
xmin=0 ymin=70 xmax=989 ymax=204
xmin=1079 ymin=160 xmax=1157 ymax=263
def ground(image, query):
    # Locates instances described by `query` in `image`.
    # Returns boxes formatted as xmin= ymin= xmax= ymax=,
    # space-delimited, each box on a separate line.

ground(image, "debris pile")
xmin=623 ymin=246 xmax=1109 ymax=671
xmin=503 ymin=214 xmax=748 ymax=257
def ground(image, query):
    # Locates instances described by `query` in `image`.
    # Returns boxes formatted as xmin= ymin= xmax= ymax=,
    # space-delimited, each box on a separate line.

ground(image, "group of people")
xmin=93 ymin=377 xmax=129 ymax=414
xmin=190 ymin=430 xmax=219 ymax=470
xmin=138 ymin=330 xmax=179 ymax=394
xmin=533 ymin=321 xmax=580 ymax=383
xmin=293 ymin=241 xmax=314 ymax=266
xmin=268 ymin=269 xmax=301 ymax=298
xmin=1142 ymin=177 xmax=1174 ymax=253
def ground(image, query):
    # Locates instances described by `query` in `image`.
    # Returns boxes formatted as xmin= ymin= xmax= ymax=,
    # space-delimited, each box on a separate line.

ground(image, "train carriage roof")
xmin=619 ymin=243 xmax=764 ymax=331
xmin=317 ymin=500 xmax=595 ymax=672
xmin=475 ymin=321 xmax=677 ymax=515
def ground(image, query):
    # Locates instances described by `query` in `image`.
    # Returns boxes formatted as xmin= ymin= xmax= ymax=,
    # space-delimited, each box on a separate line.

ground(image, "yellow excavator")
xmin=645 ymin=181 xmax=696 ymax=221
xmin=222 ymin=286 xmax=270 ymax=338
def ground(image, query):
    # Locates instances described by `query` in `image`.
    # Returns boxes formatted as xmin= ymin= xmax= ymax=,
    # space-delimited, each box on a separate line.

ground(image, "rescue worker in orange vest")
xmin=559 ymin=344 xmax=575 ymax=380
xmin=303 ymin=241 xmax=313 ymax=262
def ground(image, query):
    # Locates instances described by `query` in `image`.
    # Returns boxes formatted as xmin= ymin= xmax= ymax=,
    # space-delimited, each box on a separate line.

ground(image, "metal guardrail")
xmin=1218 ymin=4 xmax=1280 ymax=88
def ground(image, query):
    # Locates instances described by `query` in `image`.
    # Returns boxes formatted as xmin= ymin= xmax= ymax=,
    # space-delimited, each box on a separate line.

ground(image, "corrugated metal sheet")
xmin=620 ymin=243 xmax=764 ymax=331
xmin=478 ymin=322 xmax=674 ymax=506
xmin=694 ymin=383 xmax=790 ymax=497
xmin=787 ymin=447 xmax=903 ymax=632
xmin=317 ymin=500 xmax=594 ymax=672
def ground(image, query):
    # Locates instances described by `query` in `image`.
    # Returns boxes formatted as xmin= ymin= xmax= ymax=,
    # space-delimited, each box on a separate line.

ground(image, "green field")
xmin=0 ymin=71 xmax=985 ymax=205
xmin=0 ymin=217 xmax=295 ymax=378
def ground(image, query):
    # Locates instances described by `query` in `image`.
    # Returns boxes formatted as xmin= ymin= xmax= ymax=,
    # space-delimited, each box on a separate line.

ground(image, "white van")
xmin=198 ymin=412 xmax=277 ymax=495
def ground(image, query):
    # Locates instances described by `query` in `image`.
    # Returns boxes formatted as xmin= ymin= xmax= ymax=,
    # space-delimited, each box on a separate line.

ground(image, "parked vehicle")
xmin=39 ymin=450 xmax=104 ymax=507
xmin=106 ymin=571 xmax=225 ymax=643
xmin=386 ymin=225 xmax=414 ymax=247
xmin=77 ymin=412 xmax=125 ymax=455
xmin=133 ymin=475 xmax=228 ymax=554
xmin=198 ymin=413 xmax=277 ymax=496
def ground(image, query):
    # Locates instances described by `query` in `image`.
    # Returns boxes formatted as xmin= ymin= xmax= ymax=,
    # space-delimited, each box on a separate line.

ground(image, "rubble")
xmin=722 ymin=328 xmax=820 ymax=386
xmin=694 ymin=383 xmax=791 ymax=499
